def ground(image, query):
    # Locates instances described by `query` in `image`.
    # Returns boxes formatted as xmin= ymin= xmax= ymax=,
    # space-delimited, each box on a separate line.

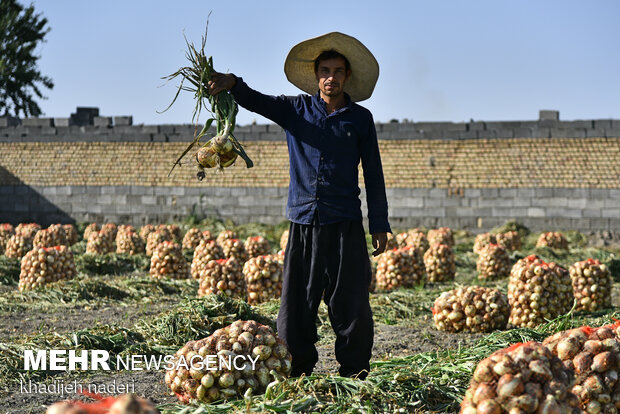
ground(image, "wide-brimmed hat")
xmin=284 ymin=32 xmax=379 ymax=102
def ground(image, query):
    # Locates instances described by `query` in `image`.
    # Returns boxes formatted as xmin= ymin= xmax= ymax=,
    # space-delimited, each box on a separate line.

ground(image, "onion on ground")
xmin=116 ymin=231 xmax=146 ymax=255
xmin=33 ymin=224 xmax=68 ymax=248
xmin=433 ymin=286 xmax=509 ymax=333
xmin=536 ymin=231 xmax=569 ymax=250
xmin=183 ymin=228 xmax=211 ymax=250
xmin=15 ymin=223 xmax=41 ymax=239
xmin=198 ymin=258 xmax=246 ymax=299
xmin=473 ymin=232 xmax=497 ymax=255
xmin=165 ymin=320 xmax=291 ymax=403
xmin=279 ymin=230 xmax=289 ymax=252
xmin=244 ymin=255 xmax=282 ymax=304
xmin=375 ymin=246 xmax=426 ymax=291
xmin=149 ymin=241 xmax=190 ymax=280
xmin=46 ymin=393 xmax=159 ymax=414
xmin=83 ymin=223 xmax=99 ymax=241
xmin=244 ymin=236 xmax=271 ymax=258
xmin=428 ymin=227 xmax=454 ymax=247
xmin=221 ymin=238 xmax=249 ymax=264
xmin=146 ymin=229 xmax=173 ymax=256
xmin=19 ymin=246 xmax=77 ymax=291
xmin=139 ymin=224 xmax=156 ymax=243
xmin=569 ymin=259 xmax=613 ymax=312
xmin=424 ymin=243 xmax=456 ymax=282
xmin=495 ymin=231 xmax=521 ymax=252
xmin=86 ymin=230 xmax=115 ymax=255
xmin=4 ymin=234 xmax=33 ymax=258
xmin=460 ymin=342 xmax=581 ymax=414
xmin=216 ymin=230 xmax=238 ymax=246
xmin=476 ymin=244 xmax=511 ymax=280
xmin=191 ymin=239 xmax=225 ymax=280
xmin=0 ymin=223 xmax=15 ymax=255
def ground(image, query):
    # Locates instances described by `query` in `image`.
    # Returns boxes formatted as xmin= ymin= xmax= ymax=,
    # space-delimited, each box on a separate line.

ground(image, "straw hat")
xmin=284 ymin=32 xmax=379 ymax=102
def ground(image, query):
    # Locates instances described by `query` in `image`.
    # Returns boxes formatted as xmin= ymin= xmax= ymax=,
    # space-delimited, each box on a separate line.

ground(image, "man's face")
xmin=315 ymin=57 xmax=351 ymax=99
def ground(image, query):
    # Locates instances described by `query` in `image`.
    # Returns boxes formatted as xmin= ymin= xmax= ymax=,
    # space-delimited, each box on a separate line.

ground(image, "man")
xmin=208 ymin=32 xmax=391 ymax=379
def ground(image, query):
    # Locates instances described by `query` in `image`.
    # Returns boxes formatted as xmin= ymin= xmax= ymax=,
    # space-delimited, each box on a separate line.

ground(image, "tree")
xmin=0 ymin=0 xmax=54 ymax=117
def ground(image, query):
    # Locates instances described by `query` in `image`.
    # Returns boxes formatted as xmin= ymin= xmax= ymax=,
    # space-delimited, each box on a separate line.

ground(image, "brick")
xmin=593 ymin=120 xmax=612 ymax=129
xmin=583 ymin=209 xmax=602 ymax=218
xmin=22 ymin=118 xmax=54 ymax=127
xmin=539 ymin=110 xmax=559 ymax=121
xmin=114 ymin=116 xmax=133 ymax=126
xmin=528 ymin=208 xmax=545 ymax=217
xmin=586 ymin=129 xmax=606 ymax=138
xmin=481 ymin=189 xmax=499 ymax=197
xmin=549 ymin=128 xmax=586 ymax=138
xmin=546 ymin=208 xmax=583 ymax=218
xmin=606 ymin=129 xmax=620 ymax=138
xmin=93 ymin=117 xmax=112 ymax=127
xmin=142 ymin=125 xmax=160 ymax=134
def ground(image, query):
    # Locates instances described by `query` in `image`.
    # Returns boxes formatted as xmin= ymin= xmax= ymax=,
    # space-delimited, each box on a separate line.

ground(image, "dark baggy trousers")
xmin=276 ymin=215 xmax=374 ymax=379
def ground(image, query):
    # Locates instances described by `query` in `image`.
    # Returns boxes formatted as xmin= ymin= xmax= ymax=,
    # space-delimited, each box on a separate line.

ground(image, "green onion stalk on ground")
xmin=162 ymin=19 xmax=253 ymax=180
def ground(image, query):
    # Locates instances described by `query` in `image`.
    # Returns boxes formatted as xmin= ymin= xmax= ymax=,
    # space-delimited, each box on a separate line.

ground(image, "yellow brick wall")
xmin=1 ymin=138 xmax=619 ymax=188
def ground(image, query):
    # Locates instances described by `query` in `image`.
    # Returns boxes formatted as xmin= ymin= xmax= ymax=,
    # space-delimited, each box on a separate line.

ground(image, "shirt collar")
xmin=313 ymin=91 xmax=353 ymax=116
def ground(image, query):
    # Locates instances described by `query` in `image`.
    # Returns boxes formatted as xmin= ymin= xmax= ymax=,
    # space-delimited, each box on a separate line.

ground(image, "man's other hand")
xmin=371 ymin=232 xmax=388 ymax=257
xmin=207 ymin=72 xmax=236 ymax=95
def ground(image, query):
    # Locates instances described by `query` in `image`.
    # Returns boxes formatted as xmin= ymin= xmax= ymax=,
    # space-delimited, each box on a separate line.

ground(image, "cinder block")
xmin=22 ymin=117 xmax=54 ymax=127
xmin=93 ymin=117 xmax=112 ymax=127
xmin=464 ymin=189 xmax=481 ymax=198
xmin=546 ymin=207 xmax=582 ymax=218
xmin=231 ymin=188 xmax=247 ymax=196
xmin=54 ymin=118 xmax=71 ymax=127
xmin=527 ymin=207 xmax=545 ymax=217
xmin=142 ymin=125 xmax=160 ymax=134
xmin=428 ymin=188 xmax=445 ymax=198
xmin=586 ymin=129 xmax=606 ymax=138
xmin=539 ymin=110 xmax=559 ymax=121
xmin=499 ymin=188 xmax=517 ymax=197
xmin=141 ymin=195 xmax=156 ymax=205
xmin=549 ymin=128 xmax=586 ymax=138
xmin=531 ymin=128 xmax=551 ymax=138
xmin=481 ymin=189 xmax=499 ymax=197
xmin=582 ymin=209 xmax=602 ymax=218
xmin=606 ymin=129 xmax=620 ymax=138
xmin=593 ymin=120 xmax=612 ymax=129
xmin=114 ymin=116 xmax=133 ymax=126
xmin=513 ymin=128 xmax=532 ymax=138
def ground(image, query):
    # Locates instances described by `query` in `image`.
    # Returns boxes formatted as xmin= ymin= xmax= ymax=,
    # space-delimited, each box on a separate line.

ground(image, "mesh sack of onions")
xmin=117 ymin=224 xmax=135 ymax=236
xmin=191 ymin=239 xmax=225 ymax=280
xmin=536 ymin=232 xmax=568 ymax=250
xmin=375 ymin=246 xmax=426 ymax=291
xmin=33 ymin=225 xmax=68 ymax=248
xmin=569 ymin=259 xmax=613 ymax=312
xmin=279 ymin=230 xmax=289 ymax=252
xmin=395 ymin=232 xmax=409 ymax=247
xmin=182 ymin=228 xmax=206 ymax=250
xmin=221 ymin=238 xmax=249 ymax=263
xmin=385 ymin=232 xmax=399 ymax=250
xmin=424 ymin=243 xmax=456 ymax=282
xmin=46 ymin=393 xmax=159 ymax=414
xmin=508 ymin=255 xmax=573 ymax=328
xmin=5 ymin=234 xmax=34 ymax=258
xmin=139 ymin=224 xmax=156 ymax=243
xmin=86 ymin=230 xmax=115 ymax=255
xmin=197 ymin=258 xmax=246 ymax=299
xmin=83 ymin=222 xmax=100 ymax=241
xmin=244 ymin=236 xmax=271 ymax=258
xmin=216 ymin=230 xmax=238 ymax=246
xmin=460 ymin=341 xmax=581 ymax=414
xmin=404 ymin=229 xmax=430 ymax=252
xmin=428 ymin=227 xmax=454 ymax=247
xmin=244 ymin=255 xmax=283 ymax=304
xmin=116 ymin=231 xmax=146 ymax=255
xmin=15 ymin=223 xmax=41 ymax=239
xmin=476 ymin=244 xmax=511 ymax=280
xmin=157 ymin=224 xmax=182 ymax=243
xmin=146 ymin=229 xmax=173 ymax=256
xmin=100 ymin=223 xmax=118 ymax=241
xmin=496 ymin=231 xmax=521 ymax=252
xmin=18 ymin=246 xmax=77 ymax=291
xmin=62 ymin=224 xmax=78 ymax=245
xmin=0 ymin=223 xmax=15 ymax=254
xmin=165 ymin=320 xmax=292 ymax=403
xmin=474 ymin=232 xmax=497 ymax=255
xmin=432 ymin=286 xmax=509 ymax=333
xmin=543 ymin=324 xmax=620 ymax=413
xmin=149 ymin=241 xmax=190 ymax=280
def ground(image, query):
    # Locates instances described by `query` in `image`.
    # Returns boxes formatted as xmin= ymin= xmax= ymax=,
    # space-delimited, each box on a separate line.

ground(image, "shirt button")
xmin=320 ymin=156 xmax=324 ymax=161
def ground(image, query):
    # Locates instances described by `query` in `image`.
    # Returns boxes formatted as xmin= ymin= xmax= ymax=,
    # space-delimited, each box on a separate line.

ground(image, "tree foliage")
xmin=0 ymin=0 xmax=54 ymax=117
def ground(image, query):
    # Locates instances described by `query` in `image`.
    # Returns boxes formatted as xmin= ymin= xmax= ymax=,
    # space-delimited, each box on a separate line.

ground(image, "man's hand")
xmin=207 ymin=72 xmax=236 ymax=95
xmin=371 ymin=232 xmax=388 ymax=257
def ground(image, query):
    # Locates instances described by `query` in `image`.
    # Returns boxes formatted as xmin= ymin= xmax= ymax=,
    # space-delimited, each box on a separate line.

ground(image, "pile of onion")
xmin=508 ymin=255 xmax=573 ymax=328
xmin=428 ymin=227 xmax=454 ymax=247
xmin=139 ymin=224 xmax=156 ymax=243
xmin=146 ymin=229 xmax=173 ymax=256
xmin=432 ymin=286 xmax=509 ymax=333
xmin=496 ymin=231 xmax=521 ymax=252
xmin=33 ymin=225 xmax=68 ymax=248
xmin=476 ymin=243 xmax=511 ymax=280
xmin=244 ymin=236 xmax=271 ymax=258
xmin=83 ymin=222 xmax=100 ymax=241
xmin=86 ymin=230 xmax=115 ymax=255
xmin=473 ymin=232 xmax=497 ymax=255
xmin=15 ymin=223 xmax=42 ymax=239
xmin=182 ymin=228 xmax=210 ymax=250
xmin=424 ymin=243 xmax=456 ymax=282
xmin=4 ymin=234 xmax=33 ymax=258
xmin=569 ymin=259 xmax=613 ymax=312
xmin=100 ymin=223 xmax=118 ymax=242
xmin=221 ymin=238 xmax=249 ymax=264
xmin=19 ymin=246 xmax=77 ymax=291
xmin=244 ymin=255 xmax=283 ymax=304
xmin=460 ymin=341 xmax=581 ymax=414
xmin=536 ymin=232 xmax=568 ymax=250
xmin=197 ymin=258 xmax=245 ymax=298
xmin=279 ymin=230 xmax=289 ymax=252
xmin=0 ymin=223 xmax=15 ymax=255
xmin=375 ymin=246 xmax=426 ymax=291
xmin=149 ymin=241 xmax=190 ymax=280
xmin=165 ymin=320 xmax=291 ymax=403
xmin=116 ymin=231 xmax=145 ymax=255
xmin=216 ymin=230 xmax=238 ymax=246
xmin=191 ymin=239 xmax=225 ymax=280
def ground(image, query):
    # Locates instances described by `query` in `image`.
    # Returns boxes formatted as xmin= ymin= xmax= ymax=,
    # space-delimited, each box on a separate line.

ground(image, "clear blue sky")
xmin=29 ymin=0 xmax=620 ymax=126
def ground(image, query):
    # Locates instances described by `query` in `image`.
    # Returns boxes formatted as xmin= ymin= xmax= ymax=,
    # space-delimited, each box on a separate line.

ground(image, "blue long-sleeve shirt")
xmin=230 ymin=77 xmax=391 ymax=234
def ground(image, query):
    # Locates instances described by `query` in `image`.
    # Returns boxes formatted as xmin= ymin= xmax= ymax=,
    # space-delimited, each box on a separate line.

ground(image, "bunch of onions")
xmin=508 ymin=255 xmax=573 ymax=328
xmin=165 ymin=320 xmax=291 ymax=403
xmin=15 ymin=223 xmax=41 ymax=239
xmin=117 ymin=224 xmax=136 ymax=237
xmin=473 ymin=232 xmax=497 ymax=255
xmin=569 ymin=259 xmax=613 ymax=312
xmin=428 ymin=227 xmax=454 ymax=247
xmin=146 ymin=229 xmax=173 ymax=256
xmin=0 ymin=223 xmax=15 ymax=254
xmin=244 ymin=255 xmax=283 ymax=304
xmin=100 ymin=223 xmax=118 ymax=242
xmin=86 ymin=230 xmax=115 ymax=255
xmin=197 ymin=258 xmax=245 ymax=299
xmin=216 ymin=230 xmax=237 ymax=246
xmin=149 ymin=241 xmax=190 ymax=280
xmin=19 ymin=246 xmax=77 ymax=291
xmin=543 ymin=325 xmax=620 ymax=413
xmin=46 ymin=393 xmax=159 ymax=414
xmin=4 ymin=234 xmax=33 ymax=258
xmin=221 ymin=238 xmax=249 ymax=264
xmin=375 ymin=246 xmax=426 ymax=291
xmin=385 ymin=233 xmax=399 ymax=250
xmin=476 ymin=243 xmax=511 ymax=280
xmin=182 ymin=228 xmax=210 ymax=250
xmin=191 ymin=239 xmax=225 ymax=280
xmin=536 ymin=232 xmax=569 ymax=250
xmin=62 ymin=224 xmax=78 ymax=246
xmin=496 ymin=231 xmax=521 ymax=252
xmin=432 ymin=286 xmax=509 ymax=333
xmin=83 ymin=222 xmax=100 ymax=241
xmin=403 ymin=228 xmax=430 ymax=252
xmin=33 ymin=225 xmax=68 ymax=248
xmin=460 ymin=342 xmax=581 ymax=414
xmin=158 ymin=224 xmax=182 ymax=243
xmin=424 ymin=243 xmax=456 ymax=282
xmin=244 ymin=236 xmax=271 ymax=258
xmin=139 ymin=224 xmax=156 ymax=243
xmin=116 ymin=231 xmax=146 ymax=255
xmin=279 ymin=230 xmax=289 ymax=252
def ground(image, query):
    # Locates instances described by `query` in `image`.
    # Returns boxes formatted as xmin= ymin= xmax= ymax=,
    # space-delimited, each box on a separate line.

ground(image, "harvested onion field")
xmin=0 ymin=220 xmax=619 ymax=413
